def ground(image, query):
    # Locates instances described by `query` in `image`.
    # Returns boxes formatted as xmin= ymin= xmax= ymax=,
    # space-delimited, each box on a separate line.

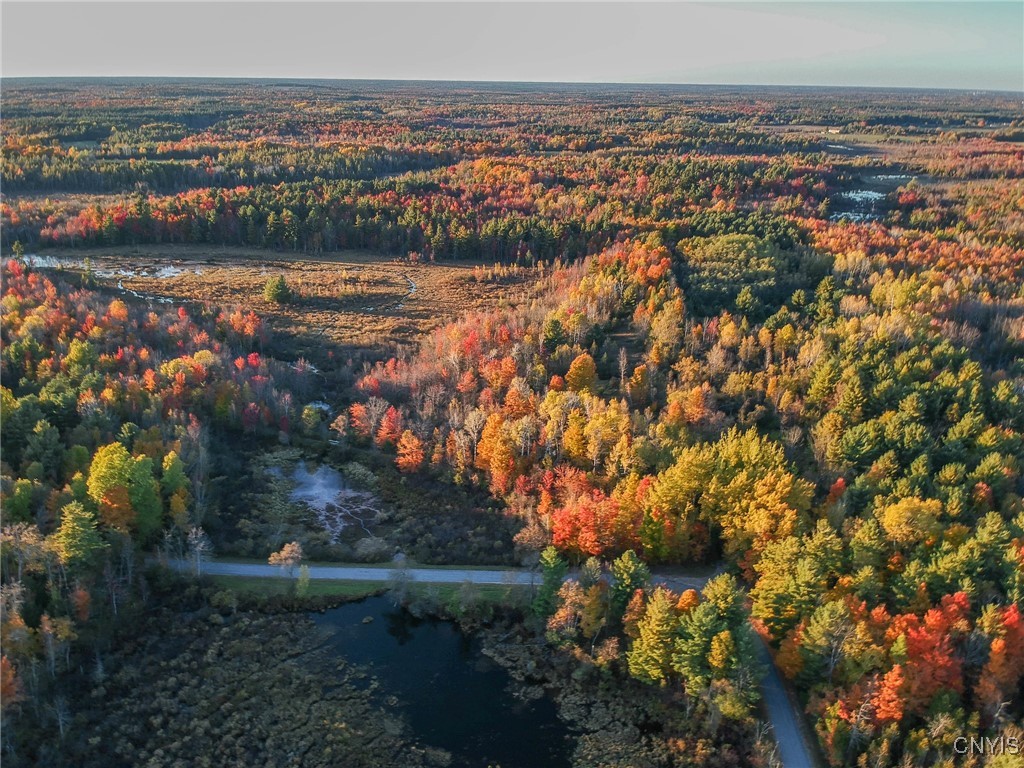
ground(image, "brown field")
xmin=37 ymin=245 xmax=535 ymax=362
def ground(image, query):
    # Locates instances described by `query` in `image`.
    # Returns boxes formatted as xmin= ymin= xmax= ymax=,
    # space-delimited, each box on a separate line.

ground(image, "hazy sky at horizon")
xmin=2 ymin=1 xmax=1021 ymax=91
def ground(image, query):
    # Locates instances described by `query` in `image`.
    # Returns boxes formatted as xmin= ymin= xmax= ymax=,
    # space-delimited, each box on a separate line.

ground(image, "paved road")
xmin=163 ymin=558 xmax=709 ymax=591
xmin=168 ymin=559 xmax=539 ymax=585
xmin=755 ymin=636 xmax=818 ymax=768
xmin=162 ymin=558 xmax=815 ymax=767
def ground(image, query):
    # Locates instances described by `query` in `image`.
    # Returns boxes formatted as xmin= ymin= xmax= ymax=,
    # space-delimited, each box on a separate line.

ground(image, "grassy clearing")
xmin=210 ymin=573 xmax=530 ymax=605
xmin=213 ymin=554 xmax=528 ymax=571
xmin=39 ymin=245 xmax=535 ymax=358
xmin=209 ymin=574 xmax=385 ymax=598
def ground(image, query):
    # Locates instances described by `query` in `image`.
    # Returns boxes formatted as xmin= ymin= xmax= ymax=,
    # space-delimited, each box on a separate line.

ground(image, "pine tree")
xmin=263 ymin=274 xmax=291 ymax=304
xmin=674 ymin=574 xmax=753 ymax=690
xmin=814 ymin=275 xmax=838 ymax=323
xmin=673 ymin=600 xmax=722 ymax=690
xmin=52 ymin=501 xmax=105 ymax=570
xmin=798 ymin=600 xmax=853 ymax=687
xmin=836 ymin=373 xmax=866 ymax=423
xmin=610 ymin=549 xmax=650 ymax=621
xmin=627 ymin=587 xmax=677 ymax=685
xmin=533 ymin=546 xmax=568 ymax=619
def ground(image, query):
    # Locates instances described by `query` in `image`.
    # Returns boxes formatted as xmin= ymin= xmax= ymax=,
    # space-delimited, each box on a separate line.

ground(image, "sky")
xmin=2 ymin=1 xmax=1022 ymax=91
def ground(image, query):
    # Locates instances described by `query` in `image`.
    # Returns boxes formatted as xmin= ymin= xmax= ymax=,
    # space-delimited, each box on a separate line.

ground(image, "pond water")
xmin=25 ymin=253 xmax=203 ymax=279
xmin=267 ymin=460 xmax=380 ymax=540
xmin=830 ymin=189 xmax=887 ymax=222
xmin=23 ymin=253 xmax=202 ymax=305
xmin=313 ymin=595 xmax=572 ymax=768
xmin=289 ymin=460 xmax=347 ymax=512
xmin=829 ymin=173 xmax=916 ymax=223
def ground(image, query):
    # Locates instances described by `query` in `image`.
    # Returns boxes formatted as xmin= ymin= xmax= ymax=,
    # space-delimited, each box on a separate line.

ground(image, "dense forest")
xmin=2 ymin=80 xmax=1023 ymax=767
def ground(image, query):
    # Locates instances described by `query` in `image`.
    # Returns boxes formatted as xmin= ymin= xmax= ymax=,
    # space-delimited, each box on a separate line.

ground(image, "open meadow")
xmin=31 ymin=245 xmax=535 ymax=360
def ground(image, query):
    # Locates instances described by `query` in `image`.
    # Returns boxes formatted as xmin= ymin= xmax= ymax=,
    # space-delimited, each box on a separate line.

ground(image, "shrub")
xmin=263 ymin=275 xmax=291 ymax=304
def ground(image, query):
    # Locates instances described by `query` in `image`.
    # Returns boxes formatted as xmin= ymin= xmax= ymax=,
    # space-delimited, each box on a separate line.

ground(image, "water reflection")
xmin=313 ymin=595 xmax=571 ymax=768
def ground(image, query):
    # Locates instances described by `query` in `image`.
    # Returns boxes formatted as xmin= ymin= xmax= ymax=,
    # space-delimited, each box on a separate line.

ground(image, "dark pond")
xmin=313 ymin=595 xmax=572 ymax=768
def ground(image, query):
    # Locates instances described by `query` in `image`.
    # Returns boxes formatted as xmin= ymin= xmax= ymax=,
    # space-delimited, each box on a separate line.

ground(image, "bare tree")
xmin=183 ymin=418 xmax=211 ymax=525
xmin=463 ymin=408 xmax=486 ymax=450
xmin=187 ymin=526 xmax=213 ymax=577
xmin=1 ymin=524 xmax=44 ymax=581
xmin=103 ymin=558 xmax=121 ymax=616
xmin=53 ymin=696 xmax=70 ymax=740
xmin=387 ymin=564 xmax=413 ymax=606
xmin=364 ymin=396 xmax=391 ymax=436
xmin=92 ymin=652 xmax=106 ymax=684
xmin=446 ymin=398 xmax=465 ymax=430
xmin=514 ymin=416 xmax=538 ymax=457
xmin=39 ymin=615 xmax=57 ymax=677
xmin=161 ymin=528 xmax=186 ymax=565
xmin=0 ymin=581 xmax=26 ymax=625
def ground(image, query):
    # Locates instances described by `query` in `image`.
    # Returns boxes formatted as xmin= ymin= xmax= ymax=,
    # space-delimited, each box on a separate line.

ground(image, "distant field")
xmin=36 ymin=244 xmax=534 ymax=357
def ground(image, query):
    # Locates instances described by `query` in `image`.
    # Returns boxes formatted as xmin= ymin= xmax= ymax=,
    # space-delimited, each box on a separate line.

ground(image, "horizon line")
xmin=2 ymin=75 xmax=1021 ymax=97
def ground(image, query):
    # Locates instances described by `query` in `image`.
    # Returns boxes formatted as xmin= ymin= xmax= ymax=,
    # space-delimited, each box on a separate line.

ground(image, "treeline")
xmin=2 ymin=148 xmax=833 ymax=262
xmin=1 ymin=138 xmax=454 ymax=194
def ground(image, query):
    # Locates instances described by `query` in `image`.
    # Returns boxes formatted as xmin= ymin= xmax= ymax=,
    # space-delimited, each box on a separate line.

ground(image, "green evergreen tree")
xmin=627 ymin=587 xmax=677 ymax=684
xmin=674 ymin=574 xmax=757 ymax=692
xmin=541 ymin=317 xmax=566 ymax=351
xmin=814 ymin=275 xmax=838 ymax=323
xmin=837 ymin=373 xmax=866 ymax=423
xmin=735 ymin=286 xmax=763 ymax=318
xmin=24 ymin=420 xmax=64 ymax=482
xmin=610 ymin=549 xmax=650 ymax=620
xmin=263 ymin=274 xmax=291 ymax=304
xmin=797 ymin=600 xmax=853 ymax=687
xmin=532 ymin=546 xmax=568 ymax=619
xmin=52 ymin=501 xmax=105 ymax=570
